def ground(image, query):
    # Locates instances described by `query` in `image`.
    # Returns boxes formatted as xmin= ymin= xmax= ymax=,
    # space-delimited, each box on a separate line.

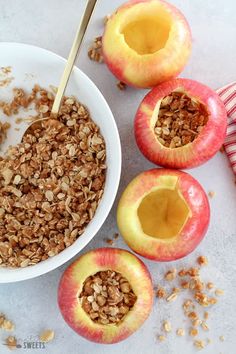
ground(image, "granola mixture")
xmin=79 ymin=270 xmax=137 ymax=325
xmin=154 ymin=92 xmax=209 ymax=148
xmin=0 ymin=85 xmax=106 ymax=268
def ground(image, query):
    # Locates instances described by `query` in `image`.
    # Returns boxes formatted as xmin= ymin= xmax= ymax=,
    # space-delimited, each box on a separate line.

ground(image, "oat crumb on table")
xmin=0 ymin=313 xmax=15 ymax=331
xmin=39 ymin=329 xmax=55 ymax=343
xmin=5 ymin=335 xmax=17 ymax=350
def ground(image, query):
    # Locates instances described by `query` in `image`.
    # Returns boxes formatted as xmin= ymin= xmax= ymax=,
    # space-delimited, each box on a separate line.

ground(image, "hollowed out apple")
xmin=102 ymin=0 xmax=192 ymax=88
xmin=135 ymin=78 xmax=227 ymax=168
xmin=58 ymin=248 xmax=153 ymax=344
xmin=117 ymin=169 xmax=210 ymax=261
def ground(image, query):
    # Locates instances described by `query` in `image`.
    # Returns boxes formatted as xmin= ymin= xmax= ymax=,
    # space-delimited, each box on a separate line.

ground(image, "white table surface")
xmin=0 ymin=1 xmax=236 ymax=353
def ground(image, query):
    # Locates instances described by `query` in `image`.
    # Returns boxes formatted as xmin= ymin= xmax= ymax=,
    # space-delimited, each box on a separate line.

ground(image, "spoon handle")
xmin=51 ymin=0 xmax=97 ymax=116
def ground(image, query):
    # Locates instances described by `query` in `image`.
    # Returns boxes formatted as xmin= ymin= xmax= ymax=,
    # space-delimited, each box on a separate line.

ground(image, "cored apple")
xmin=135 ymin=78 xmax=227 ymax=168
xmin=58 ymin=248 xmax=153 ymax=344
xmin=102 ymin=0 xmax=192 ymax=88
xmin=117 ymin=169 xmax=210 ymax=261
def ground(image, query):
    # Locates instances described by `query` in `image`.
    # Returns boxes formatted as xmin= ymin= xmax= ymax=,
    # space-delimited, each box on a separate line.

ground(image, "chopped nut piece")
xmin=117 ymin=81 xmax=127 ymax=91
xmin=215 ymin=288 xmax=224 ymax=296
xmin=197 ymin=256 xmax=208 ymax=266
xmin=39 ymin=329 xmax=55 ymax=343
xmin=176 ymin=328 xmax=185 ymax=336
xmin=163 ymin=320 xmax=171 ymax=333
xmin=164 ymin=268 xmax=177 ymax=281
xmin=189 ymin=328 xmax=198 ymax=337
xmin=5 ymin=336 xmax=17 ymax=350
xmin=194 ymin=340 xmax=205 ymax=350
xmin=156 ymin=286 xmax=167 ymax=299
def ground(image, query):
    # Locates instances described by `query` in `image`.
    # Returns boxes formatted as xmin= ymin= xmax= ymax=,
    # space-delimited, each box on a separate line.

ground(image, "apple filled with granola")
xmin=58 ymin=248 xmax=153 ymax=344
xmin=134 ymin=78 xmax=227 ymax=168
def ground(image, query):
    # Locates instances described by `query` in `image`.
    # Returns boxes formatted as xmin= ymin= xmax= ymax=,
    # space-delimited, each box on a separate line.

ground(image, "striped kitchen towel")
xmin=216 ymin=82 xmax=236 ymax=174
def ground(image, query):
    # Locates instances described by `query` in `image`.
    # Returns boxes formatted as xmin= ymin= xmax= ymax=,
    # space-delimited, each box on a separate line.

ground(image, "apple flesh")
xmin=58 ymin=248 xmax=153 ymax=344
xmin=135 ymin=78 xmax=228 ymax=168
xmin=117 ymin=169 xmax=210 ymax=261
xmin=102 ymin=0 xmax=192 ymax=88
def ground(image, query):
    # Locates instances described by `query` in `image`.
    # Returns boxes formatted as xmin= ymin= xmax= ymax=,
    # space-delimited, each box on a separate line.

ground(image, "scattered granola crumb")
xmin=194 ymin=340 xmax=205 ymax=350
xmin=158 ymin=335 xmax=166 ymax=342
xmin=187 ymin=267 xmax=200 ymax=277
xmin=219 ymin=335 xmax=225 ymax=342
xmin=208 ymin=191 xmax=215 ymax=198
xmin=156 ymin=286 xmax=167 ymax=299
xmin=178 ymin=269 xmax=188 ymax=277
xmin=166 ymin=293 xmax=178 ymax=302
xmin=192 ymin=319 xmax=202 ymax=327
xmin=0 ymin=121 xmax=11 ymax=145
xmin=201 ymin=321 xmax=209 ymax=331
xmin=207 ymin=282 xmax=214 ymax=290
xmin=181 ymin=280 xmax=190 ymax=289
xmin=204 ymin=311 xmax=209 ymax=320
xmin=0 ymin=77 xmax=14 ymax=88
xmin=88 ymin=37 xmax=103 ymax=63
xmin=114 ymin=233 xmax=119 ymax=239
xmin=189 ymin=327 xmax=198 ymax=337
xmin=176 ymin=328 xmax=185 ymax=336
xmin=1 ymin=66 xmax=12 ymax=74
xmin=117 ymin=81 xmax=127 ymax=91
xmin=206 ymin=338 xmax=212 ymax=344
xmin=215 ymin=288 xmax=224 ymax=296
xmin=0 ymin=315 xmax=15 ymax=331
xmin=163 ymin=320 xmax=171 ymax=333
xmin=5 ymin=335 xmax=17 ymax=350
xmin=164 ymin=268 xmax=177 ymax=281
xmin=104 ymin=238 xmax=114 ymax=246
xmin=197 ymin=256 xmax=208 ymax=266
xmin=39 ymin=329 xmax=55 ymax=343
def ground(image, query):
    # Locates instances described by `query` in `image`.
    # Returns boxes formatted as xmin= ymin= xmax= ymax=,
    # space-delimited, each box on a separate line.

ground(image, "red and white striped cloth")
xmin=216 ymin=82 xmax=236 ymax=174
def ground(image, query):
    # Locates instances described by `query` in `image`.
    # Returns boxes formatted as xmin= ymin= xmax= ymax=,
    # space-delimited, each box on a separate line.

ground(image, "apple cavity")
xmin=135 ymin=78 xmax=227 ymax=168
xmin=117 ymin=169 xmax=210 ymax=261
xmin=58 ymin=248 xmax=153 ymax=344
xmin=102 ymin=0 xmax=192 ymax=88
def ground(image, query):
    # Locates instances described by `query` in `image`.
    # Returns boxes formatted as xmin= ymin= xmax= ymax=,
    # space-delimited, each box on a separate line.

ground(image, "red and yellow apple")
xmin=58 ymin=248 xmax=153 ymax=344
xmin=117 ymin=169 xmax=210 ymax=261
xmin=135 ymin=78 xmax=227 ymax=168
xmin=102 ymin=0 xmax=192 ymax=88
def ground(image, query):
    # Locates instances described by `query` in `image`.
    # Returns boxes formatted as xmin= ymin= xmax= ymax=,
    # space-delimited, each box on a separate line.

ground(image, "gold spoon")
xmin=22 ymin=0 xmax=97 ymax=138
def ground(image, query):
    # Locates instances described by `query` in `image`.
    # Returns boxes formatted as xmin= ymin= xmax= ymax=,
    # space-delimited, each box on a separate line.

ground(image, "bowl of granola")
xmin=0 ymin=42 xmax=121 ymax=282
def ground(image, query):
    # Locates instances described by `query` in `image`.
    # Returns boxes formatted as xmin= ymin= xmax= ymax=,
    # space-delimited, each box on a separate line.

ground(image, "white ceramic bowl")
xmin=0 ymin=43 xmax=121 ymax=283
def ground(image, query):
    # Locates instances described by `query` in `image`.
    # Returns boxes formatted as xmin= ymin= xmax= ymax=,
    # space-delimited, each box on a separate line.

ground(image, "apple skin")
xmin=135 ymin=78 xmax=228 ymax=168
xmin=102 ymin=0 xmax=192 ymax=88
xmin=117 ymin=169 xmax=210 ymax=261
xmin=58 ymin=248 xmax=153 ymax=344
